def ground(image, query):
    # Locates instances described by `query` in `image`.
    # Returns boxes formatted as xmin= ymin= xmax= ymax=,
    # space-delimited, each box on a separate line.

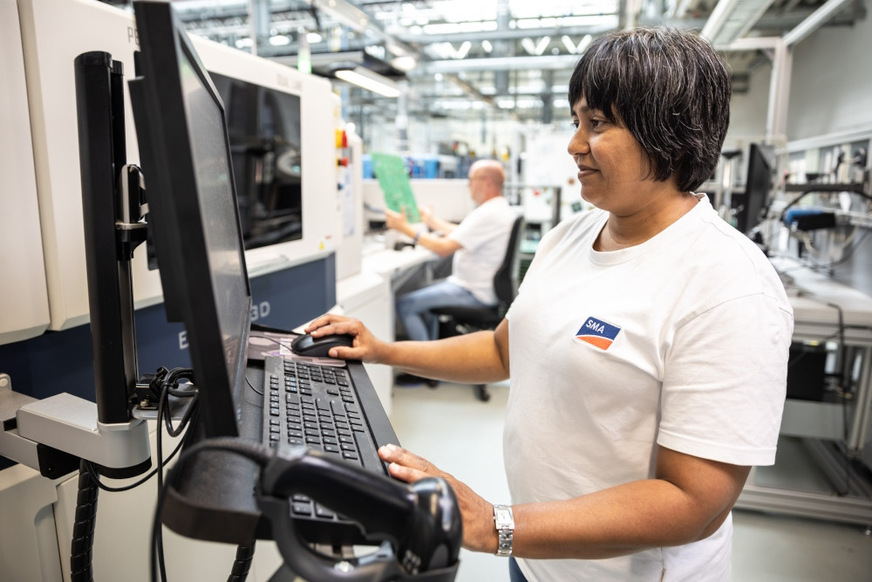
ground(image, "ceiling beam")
xmin=784 ymin=0 xmax=856 ymax=46
xmin=413 ymin=54 xmax=581 ymax=76
xmin=390 ymin=22 xmax=618 ymax=45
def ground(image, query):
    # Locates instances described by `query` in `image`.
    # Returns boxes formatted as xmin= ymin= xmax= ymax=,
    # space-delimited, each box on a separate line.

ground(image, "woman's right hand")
xmin=304 ymin=314 xmax=389 ymax=363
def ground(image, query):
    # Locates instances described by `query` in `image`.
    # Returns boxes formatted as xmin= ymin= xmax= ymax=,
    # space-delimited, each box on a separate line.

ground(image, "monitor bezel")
xmin=131 ymin=0 xmax=251 ymax=438
xmin=742 ymin=143 xmax=774 ymax=235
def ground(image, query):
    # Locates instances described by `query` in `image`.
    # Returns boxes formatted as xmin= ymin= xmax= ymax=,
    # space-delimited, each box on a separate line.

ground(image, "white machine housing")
xmin=0 ymin=0 xmax=50 ymax=345
xmin=17 ymin=0 xmax=341 ymax=331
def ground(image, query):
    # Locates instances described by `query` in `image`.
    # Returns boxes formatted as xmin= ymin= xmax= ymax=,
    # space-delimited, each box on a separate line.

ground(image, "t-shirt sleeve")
xmin=657 ymin=293 xmax=793 ymax=466
xmin=447 ymin=211 xmax=477 ymax=249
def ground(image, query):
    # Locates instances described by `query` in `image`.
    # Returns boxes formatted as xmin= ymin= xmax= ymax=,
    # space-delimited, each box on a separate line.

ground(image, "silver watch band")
xmin=496 ymin=528 xmax=514 ymax=557
xmin=493 ymin=504 xmax=514 ymax=557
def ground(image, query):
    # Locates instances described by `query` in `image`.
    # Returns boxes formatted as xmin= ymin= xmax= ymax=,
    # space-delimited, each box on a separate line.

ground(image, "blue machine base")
xmin=0 ymin=256 xmax=336 ymax=403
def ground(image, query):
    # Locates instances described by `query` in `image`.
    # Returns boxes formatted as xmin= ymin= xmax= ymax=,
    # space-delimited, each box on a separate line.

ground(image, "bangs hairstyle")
xmin=568 ymin=28 xmax=731 ymax=192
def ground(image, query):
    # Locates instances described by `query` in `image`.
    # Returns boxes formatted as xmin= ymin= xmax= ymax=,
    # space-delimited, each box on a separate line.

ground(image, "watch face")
xmin=495 ymin=507 xmax=513 ymax=526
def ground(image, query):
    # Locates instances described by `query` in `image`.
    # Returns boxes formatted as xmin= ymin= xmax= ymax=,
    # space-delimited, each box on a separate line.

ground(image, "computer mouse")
xmin=290 ymin=333 xmax=354 ymax=357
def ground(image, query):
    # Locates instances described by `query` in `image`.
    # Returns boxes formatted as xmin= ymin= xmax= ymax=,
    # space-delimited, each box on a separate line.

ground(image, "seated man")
xmin=384 ymin=159 xmax=518 ymax=346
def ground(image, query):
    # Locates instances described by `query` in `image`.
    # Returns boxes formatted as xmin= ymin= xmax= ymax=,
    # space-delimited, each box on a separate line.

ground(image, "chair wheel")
xmin=474 ymin=384 xmax=491 ymax=402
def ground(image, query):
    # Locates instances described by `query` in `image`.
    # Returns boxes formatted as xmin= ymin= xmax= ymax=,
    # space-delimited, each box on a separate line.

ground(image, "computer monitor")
xmin=129 ymin=0 xmax=251 ymax=437
xmin=19 ymin=0 xmax=339 ymax=332
xmin=738 ymin=143 xmax=775 ymax=234
xmin=211 ymin=72 xmax=304 ymax=250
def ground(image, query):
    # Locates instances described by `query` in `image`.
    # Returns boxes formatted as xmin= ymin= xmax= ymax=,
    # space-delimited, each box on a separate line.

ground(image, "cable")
xmin=818 ymin=300 xmax=853 ymax=497
xmin=796 ymin=226 xmax=872 ymax=273
xmin=81 ymin=433 xmax=186 ymax=493
xmin=71 ymin=366 xmax=199 ymax=582
xmin=154 ymin=368 xmax=198 ymax=582
xmin=70 ymin=459 xmax=99 ymax=582
xmin=151 ymin=439 xmax=272 ymax=582
xmin=246 ymin=374 xmax=263 ymax=395
xmin=63 ymin=363 xmax=205 ymax=582
xmin=227 ymin=542 xmax=257 ymax=582
xmin=249 ymin=333 xmax=295 ymax=351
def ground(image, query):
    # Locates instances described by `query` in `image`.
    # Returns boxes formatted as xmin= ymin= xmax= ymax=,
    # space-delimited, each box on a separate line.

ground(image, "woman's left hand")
xmin=378 ymin=443 xmax=497 ymax=553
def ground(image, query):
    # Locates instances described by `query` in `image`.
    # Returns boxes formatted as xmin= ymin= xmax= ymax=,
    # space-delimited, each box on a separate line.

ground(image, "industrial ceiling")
xmin=105 ymin=0 xmax=867 ymax=125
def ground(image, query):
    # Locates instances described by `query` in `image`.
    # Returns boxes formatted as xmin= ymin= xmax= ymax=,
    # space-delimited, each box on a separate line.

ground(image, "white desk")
xmin=772 ymin=256 xmax=872 ymax=347
xmin=736 ymin=256 xmax=872 ymax=525
xmin=361 ymin=239 xmax=437 ymax=289
xmin=333 ymin=239 xmax=437 ymax=411
xmin=335 ymin=270 xmax=394 ymax=415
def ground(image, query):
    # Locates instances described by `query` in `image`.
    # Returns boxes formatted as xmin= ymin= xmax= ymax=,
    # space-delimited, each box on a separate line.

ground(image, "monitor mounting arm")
xmin=0 ymin=53 xmax=157 ymax=479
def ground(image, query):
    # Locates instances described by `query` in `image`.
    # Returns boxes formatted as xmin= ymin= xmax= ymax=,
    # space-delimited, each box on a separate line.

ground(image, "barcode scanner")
xmin=257 ymin=444 xmax=462 ymax=581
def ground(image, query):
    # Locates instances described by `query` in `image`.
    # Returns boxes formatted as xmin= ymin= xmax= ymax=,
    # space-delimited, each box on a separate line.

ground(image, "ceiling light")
xmin=306 ymin=32 xmax=323 ymax=43
xmin=334 ymin=66 xmax=402 ymax=98
xmin=456 ymin=41 xmax=472 ymax=59
xmin=562 ymin=35 xmax=577 ymax=54
xmin=521 ymin=38 xmax=537 ymax=55
xmin=482 ymin=40 xmax=493 ymax=53
xmin=391 ymin=55 xmax=418 ymax=72
xmin=269 ymin=35 xmax=291 ymax=46
xmin=535 ymin=36 xmax=551 ymax=55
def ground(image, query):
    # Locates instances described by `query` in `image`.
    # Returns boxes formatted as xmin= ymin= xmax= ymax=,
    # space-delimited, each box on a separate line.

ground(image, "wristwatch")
xmin=493 ymin=504 xmax=514 ymax=557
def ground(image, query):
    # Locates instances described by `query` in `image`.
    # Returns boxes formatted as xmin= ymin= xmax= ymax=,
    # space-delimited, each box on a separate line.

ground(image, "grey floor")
xmin=387 ymin=381 xmax=872 ymax=582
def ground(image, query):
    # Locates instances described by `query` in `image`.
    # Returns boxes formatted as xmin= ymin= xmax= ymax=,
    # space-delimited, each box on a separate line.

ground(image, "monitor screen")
xmin=130 ymin=0 xmax=251 ymax=437
xmin=211 ymin=72 xmax=304 ymax=250
xmin=739 ymin=143 xmax=775 ymax=235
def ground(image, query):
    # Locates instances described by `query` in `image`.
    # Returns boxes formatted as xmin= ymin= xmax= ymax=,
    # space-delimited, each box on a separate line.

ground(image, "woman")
xmin=306 ymin=27 xmax=793 ymax=581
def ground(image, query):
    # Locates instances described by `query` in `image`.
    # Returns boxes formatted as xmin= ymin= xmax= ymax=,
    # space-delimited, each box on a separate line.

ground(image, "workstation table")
xmin=736 ymin=256 xmax=872 ymax=526
xmin=361 ymin=237 xmax=438 ymax=291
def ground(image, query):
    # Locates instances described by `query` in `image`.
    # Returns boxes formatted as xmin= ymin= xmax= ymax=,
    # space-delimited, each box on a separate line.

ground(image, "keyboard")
xmin=261 ymin=354 xmax=386 ymax=544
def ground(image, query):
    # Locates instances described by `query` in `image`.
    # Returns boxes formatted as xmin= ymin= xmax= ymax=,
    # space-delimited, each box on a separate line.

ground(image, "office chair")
xmin=430 ymin=214 xmax=525 ymax=402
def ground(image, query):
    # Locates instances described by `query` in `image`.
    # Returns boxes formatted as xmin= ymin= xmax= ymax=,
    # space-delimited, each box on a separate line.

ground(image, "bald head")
xmin=468 ymin=159 xmax=505 ymax=205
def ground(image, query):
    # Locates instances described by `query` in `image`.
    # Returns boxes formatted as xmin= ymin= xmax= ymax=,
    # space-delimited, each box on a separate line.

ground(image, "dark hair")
xmin=568 ymin=27 xmax=731 ymax=192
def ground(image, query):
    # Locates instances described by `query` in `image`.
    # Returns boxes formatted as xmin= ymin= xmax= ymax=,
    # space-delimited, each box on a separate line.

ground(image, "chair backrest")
xmin=492 ymin=214 xmax=525 ymax=307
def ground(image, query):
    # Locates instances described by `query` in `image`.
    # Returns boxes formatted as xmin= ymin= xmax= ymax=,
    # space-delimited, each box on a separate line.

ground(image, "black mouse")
xmin=290 ymin=333 xmax=354 ymax=357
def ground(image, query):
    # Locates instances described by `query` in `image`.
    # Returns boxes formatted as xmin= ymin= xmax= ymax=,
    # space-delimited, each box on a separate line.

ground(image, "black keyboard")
xmin=261 ymin=355 xmax=386 ymax=544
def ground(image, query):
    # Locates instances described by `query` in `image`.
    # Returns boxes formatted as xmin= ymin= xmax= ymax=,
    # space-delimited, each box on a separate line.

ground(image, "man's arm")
xmin=385 ymin=208 xmax=461 ymax=257
xmin=421 ymin=206 xmax=458 ymax=237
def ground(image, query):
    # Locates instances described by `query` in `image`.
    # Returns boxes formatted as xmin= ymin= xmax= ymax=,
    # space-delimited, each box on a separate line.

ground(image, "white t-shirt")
xmin=447 ymin=196 xmax=518 ymax=305
xmin=504 ymin=196 xmax=793 ymax=582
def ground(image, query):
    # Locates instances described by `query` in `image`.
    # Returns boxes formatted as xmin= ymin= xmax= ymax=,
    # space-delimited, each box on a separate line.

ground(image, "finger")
xmin=305 ymin=313 xmax=343 ymax=333
xmin=380 ymin=446 xmax=433 ymax=483
xmin=379 ymin=444 xmax=438 ymax=476
xmin=309 ymin=319 xmax=357 ymax=338
xmin=386 ymin=461 xmax=429 ymax=483
xmin=327 ymin=345 xmax=366 ymax=360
